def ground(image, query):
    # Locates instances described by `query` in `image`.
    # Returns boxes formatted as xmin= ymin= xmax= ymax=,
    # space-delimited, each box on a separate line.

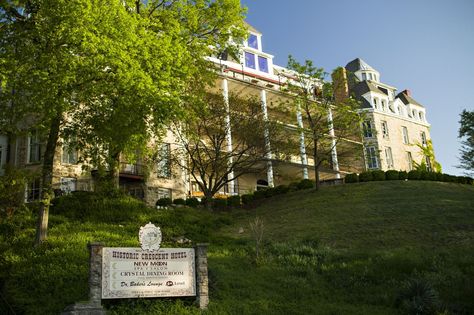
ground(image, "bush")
xmin=434 ymin=172 xmax=444 ymax=181
xmin=185 ymin=197 xmax=200 ymax=208
xmin=274 ymin=185 xmax=290 ymax=195
xmin=173 ymin=198 xmax=186 ymax=205
xmin=253 ymin=189 xmax=267 ymax=200
xmin=344 ymin=173 xmax=359 ymax=183
xmin=399 ymin=171 xmax=408 ymax=180
xmin=385 ymin=170 xmax=399 ymax=180
xmin=419 ymin=171 xmax=429 ymax=180
xmin=227 ymin=195 xmax=241 ymax=208
xmin=156 ymin=197 xmax=172 ymax=207
xmin=408 ymin=170 xmax=421 ymax=180
xmin=241 ymin=194 xmax=254 ymax=205
xmin=297 ymin=179 xmax=314 ymax=190
xmin=372 ymin=170 xmax=386 ymax=181
xmin=358 ymin=171 xmax=373 ymax=182
xmin=212 ymin=198 xmax=227 ymax=210
xmin=426 ymin=172 xmax=437 ymax=181
xmin=288 ymin=182 xmax=300 ymax=191
xmin=395 ymin=278 xmax=440 ymax=315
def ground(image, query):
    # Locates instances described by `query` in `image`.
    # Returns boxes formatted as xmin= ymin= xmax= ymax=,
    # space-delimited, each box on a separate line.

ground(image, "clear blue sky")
xmin=241 ymin=0 xmax=474 ymax=176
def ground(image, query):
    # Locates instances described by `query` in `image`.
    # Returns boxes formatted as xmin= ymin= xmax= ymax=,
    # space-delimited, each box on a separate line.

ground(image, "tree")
xmin=0 ymin=0 xmax=245 ymax=244
xmin=414 ymin=139 xmax=442 ymax=173
xmin=284 ymin=56 xmax=363 ymax=190
xmin=171 ymin=92 xmax=280 ymax=208
xmin=458 ymin=109 xmax=474 ymax=175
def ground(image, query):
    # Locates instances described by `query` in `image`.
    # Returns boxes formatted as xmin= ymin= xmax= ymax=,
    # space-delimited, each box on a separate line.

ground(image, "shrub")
xmin=399 ymin=171 xmax=408 ymax=180
xmin=297 ymin=179 xmax=314 ymax=190
xmin=344 ymin=173 xmax=359 ymax=183
xmin=434 ymin=172 xmax=444 ymax=182
xmin=419 ymin=171 xmax=429 ymax=180
xmin=227 ymin=195 xmax=241 ymax=208
xmin=185 ymin=197 xmax=200 ymax=208
xmin=385 ymin=170 xmax=399 ymax=180
xmin=253 ymin=189 xmax=267 ymax=200
xmin=395 ymin=278 xmax=440 ymax=315
xmin=212 ymin=198 xmax=227 ymax=210
xmin=408 ymin=170 xmax=421 ymax=180
xmin=241 ymin=194 xmax=254 ymax=205
xmin=288 ymin=182 xmax=300 ymax=191
xmin=358 ymin=171 xmax=373 ymax=182
xmin=372 ymin=170 xmax=386 ymax=181
xmin=274 ymin=185 xmax=290 ymax=195
xmin=156 ymin=197 xmax=172 ymax=207
xmin=426 ymin=172 xmax=437 ymax=181
xmin=263 ymin=187 xmax=277 ymax=198
xmin=173 ymin=198 xmax=186 ymax=205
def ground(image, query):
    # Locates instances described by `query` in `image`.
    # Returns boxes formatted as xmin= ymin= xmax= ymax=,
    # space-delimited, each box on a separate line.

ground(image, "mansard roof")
xmin=349 ymin=81 xmax=381 ymax=109
xmin=396 ymin=91 xmax=424 ymax=108
xmin=345 ymin=58 xmax=377 ymax=73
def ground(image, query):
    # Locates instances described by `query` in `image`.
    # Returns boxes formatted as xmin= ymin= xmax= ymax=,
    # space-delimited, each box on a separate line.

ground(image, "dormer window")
xmin=245 ymin=52 xmax=256 ymax=69
xmin=362 ymin=73 xmax=367 ymax=81
xmin=419 ymin=112 xmax=424 ymax=121
xmin=248 ymin=34 xmax=259 ymax=50
xmin=258 ymin=56 xmax=268 ymax=73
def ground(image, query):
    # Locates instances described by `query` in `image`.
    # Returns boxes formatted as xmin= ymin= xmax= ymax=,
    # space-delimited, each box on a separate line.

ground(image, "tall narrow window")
xmin=244 ymin=52 xmax=256 ymax=69
xmin=363 ymin=120 xmax=374 ymax=138
xmin=62 ymin=141 xmax=78 ymax=164
xmin=28 ymin=130 xmax=41 ymax=163
xmin=362 ymin=73 xmax=367 ymax=81
xmin=258 ymin=56 xmax=268 ymax=73
xmin=402 ymin=126 xmax=409 ymax=144
xmin=420 ymin=131 xmax=427 ymax=146
xmin=381 ymin=121 xmax=389 ymax=138
xmin=385 ymin=147 xmax=394 ymax=168
xmin=157 ymin=143 xmax=171 ymax=178
xmin=425 ymin=156 xmax=432 ymax=172
xmin=373 ymin=98 xmax=378 ymax=109
xmin=407 ymin=152 xmax=413 ymax=171
xmin=366 ymin=146 xmax=379 ymax=169
xmin=26 ymin=178 xmax=41 ymax=202
xmin=247 ymin=34 xmax=258 ymax=49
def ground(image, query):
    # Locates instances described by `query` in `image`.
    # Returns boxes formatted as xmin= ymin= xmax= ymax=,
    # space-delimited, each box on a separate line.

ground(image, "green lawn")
xmin=1 ymin=181 xmax=473 ymax=314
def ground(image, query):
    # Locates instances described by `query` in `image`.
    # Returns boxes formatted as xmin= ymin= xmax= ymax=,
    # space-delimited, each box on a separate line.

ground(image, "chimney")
xmin=332 ymin=67 xmax=349 ymax=103
xmin=402 ymin=89 xmax=411 ymax=97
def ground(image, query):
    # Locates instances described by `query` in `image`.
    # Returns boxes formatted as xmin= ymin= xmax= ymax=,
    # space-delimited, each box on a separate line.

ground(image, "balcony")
xmin=119 ymin=162 xmax=145 ymax=181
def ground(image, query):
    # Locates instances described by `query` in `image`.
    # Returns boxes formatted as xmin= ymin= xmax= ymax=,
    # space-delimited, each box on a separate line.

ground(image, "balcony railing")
xmin=119 ymin=162 xmax=145 ymax=178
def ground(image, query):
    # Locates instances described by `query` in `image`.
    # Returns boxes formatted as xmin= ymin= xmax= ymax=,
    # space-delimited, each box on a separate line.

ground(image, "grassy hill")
xmin=1 ymin=181 xmax=473 ymax=314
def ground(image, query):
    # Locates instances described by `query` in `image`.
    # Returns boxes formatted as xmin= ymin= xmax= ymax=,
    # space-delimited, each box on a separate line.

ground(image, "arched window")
xmin=419 ymin=112 xmax=424 ymax=121
xmin=373 ymin=98 xmax=378 ymax=109
xmin=256 ymin=179 xmax=268 ymax=191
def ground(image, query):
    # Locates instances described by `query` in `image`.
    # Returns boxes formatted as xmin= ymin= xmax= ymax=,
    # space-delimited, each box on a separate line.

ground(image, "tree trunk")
xmin=35 ymin=113 xmax=62 ymax=245
xmin=313 ymin=136 xmax=320 ymax=191
xmin=109 ymin=150 xmax=121 ymax=190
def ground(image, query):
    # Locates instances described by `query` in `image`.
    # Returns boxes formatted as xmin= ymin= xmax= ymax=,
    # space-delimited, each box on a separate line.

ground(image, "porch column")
xmin=260 ymin=89 xmax=274 ymax=187
xmin=296 ymin=104 xmax=309 ymax=179
xmin=222 ymin=78 xmax=236 ymax=194
xmin=328 ymin=107 xmax=341 ymax=179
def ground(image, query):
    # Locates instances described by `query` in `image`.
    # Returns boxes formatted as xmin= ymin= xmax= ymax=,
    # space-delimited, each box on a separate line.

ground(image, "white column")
xmin=260 ymin=89 xmax=274 ymax=187
xmin=296 ymin=104 xmax=309 ymax=179
xmin=328 ymin=107 xmax=341 ymax=179
xmin=222 ymin=78 xmax=236 ymax=194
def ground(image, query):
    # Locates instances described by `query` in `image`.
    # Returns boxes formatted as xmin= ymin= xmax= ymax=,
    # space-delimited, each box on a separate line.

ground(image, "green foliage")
xmin=297 ymin=179 xmax=315 ymax=190
xmin=395 ymin=278 xmax=440 ymax=315
xmin=399 ymin=171 xmax=408 ymax=180
xmin=408 ymin=170 xmax=421 ymax=180
xmin=241 ymin=194 xmax=254 ymax=205
xmin=359 ymin=171 xmax=374 ymax=182
xmin=344 ymin=173 xmax=359 ymax=183
xmin=252 ymin=189 xmax=267 ymax=200
xmin=212 ymin=198 xmax=227 ymax=211
xmin=185 ymin=197 xmax=200 ymax=208
xmin=385 ymin=170 xmax=399 ymax=180
xmin=0 ymin=166 xmax=29 ymax=215
xmin=156 ymin=197 xmax=172 ymax=207
xmin=173 ymin=198 xmax=186 ymax=205
xmin=372 ymin=170 xmax=386 ymax=181
xmin=274 ymin=185 xmax=290 ymax=195
xmin=457 ymin=109 xmax=474 ymax=175
xmin=227 ymin=195 xmax=241 ymax=208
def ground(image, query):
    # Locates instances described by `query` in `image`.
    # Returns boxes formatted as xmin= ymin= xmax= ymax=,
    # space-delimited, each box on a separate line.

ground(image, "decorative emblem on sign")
xmin=139 ymin=222 xmax=162 ymax=251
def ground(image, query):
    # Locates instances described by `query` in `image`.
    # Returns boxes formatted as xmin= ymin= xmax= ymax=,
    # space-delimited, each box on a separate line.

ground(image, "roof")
xmin=244 ymin=21 xmax=261 ymax=35
xmin=396 ymin=91 xmax=424 ymax=108
xmin=348 ymin=81 xmax=383 ymax=109
xmin=345 ymin=58 xmax=377 ymax=73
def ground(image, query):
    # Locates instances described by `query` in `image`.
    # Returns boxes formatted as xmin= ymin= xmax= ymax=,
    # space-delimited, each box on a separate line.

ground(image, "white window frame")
xmin=381 ymin=121 xmax=389 ymax=139
xmin=62 ymin=141 xmax=78 ymax=165
xmin=157 ymin=143 xmax=171 ymax=178
xmin=402 ymin=126 xmax=409 ymax=144
xmin=366 ymin=146 xmax=379 ymax=169
xmin=385 ymin=147 xmax=394 ymax=169
xmin=27 ymin=131 xmax=41 ymax=164
xmin=407 ymin=152 xmax=413 ymax=171
xmin=421 ymin=131 xmax=427 ymax=146
xmin=363 ymin=120 xmax=374 ymax=138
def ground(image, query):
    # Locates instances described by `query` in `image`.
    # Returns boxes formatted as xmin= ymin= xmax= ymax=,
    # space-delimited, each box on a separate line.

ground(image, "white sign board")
xmin=102 ymin=247 xmax=195 ymax=299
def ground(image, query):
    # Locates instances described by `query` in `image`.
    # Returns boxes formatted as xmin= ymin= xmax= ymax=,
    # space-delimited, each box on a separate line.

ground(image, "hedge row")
xmin=345 ymin=170 xmax=473 ymax=185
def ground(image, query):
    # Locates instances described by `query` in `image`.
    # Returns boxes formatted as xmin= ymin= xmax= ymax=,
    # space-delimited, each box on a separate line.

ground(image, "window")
xmin=26 ymin=178 xmax=41 ymax=202
xmin=256 ymin=179 xmax=268 ymax=191
xmin=258 ymin=56 xmax=268 ymax=73
xmin=407 ymin=152 xmax=413 ymax=171
xmin=373 ymin=98 xmax=378 ymax=109
xmin=247 ymin=34 xmax=258 ymax=49
xmin=402 ymin=126 xmax=409 ymax=144
xmin=362 ymin=73 xmax=367 ymax=81
xmin=157 ymin=143 xmax=171 ymax=178
xmin=419 ymin=112 xmax=425 ymax=121
xmin=363 ymin=120 xmax=374 ymax=138
xmin=60 ymin=177 xmax=76 ymax=194
xmin=127 ymin=186 xmax=144 ymax=200
xmin=62 ymin=141 xmax=78 ymax=164
xmin=425 ymin=156 xmax=432 ymax=172
xmin=369 ymin=73 xmax=373 ymax=80
xmin=381 ymin=121 xmax=389 ymax=138
xmin=245 ymin=52 xmax=256 ymax=69
xmin=385 ymin=147 xmax=394 ymax=169
xmin=366 ymin=146 xmax=379 ymax=169
xmin=157 ymin=187 xmax=171 ymax=200
xmin=421 ymin=131 xmax=427 ymax=146
xmin=398 ymin=105 xmax=403 ymax=116
xmin=28 ymin=131 xmax=41 ymax=163
xmin=381 ymin=100 xmax=386 ymax=111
